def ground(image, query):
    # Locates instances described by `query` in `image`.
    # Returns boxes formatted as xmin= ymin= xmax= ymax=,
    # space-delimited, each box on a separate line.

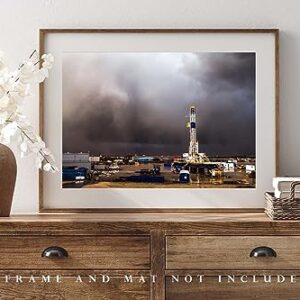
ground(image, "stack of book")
xmin=272 ymin=177 xmax=300 ymax=199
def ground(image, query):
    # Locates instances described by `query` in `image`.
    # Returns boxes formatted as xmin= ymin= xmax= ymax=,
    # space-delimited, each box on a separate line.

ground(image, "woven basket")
xmin=265 ymin=181 xmax=300 ymax=220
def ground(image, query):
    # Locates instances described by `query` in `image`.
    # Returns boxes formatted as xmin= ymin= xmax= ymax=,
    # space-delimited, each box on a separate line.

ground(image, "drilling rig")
xmin=187 ymin=106 xmax=209 ymax=164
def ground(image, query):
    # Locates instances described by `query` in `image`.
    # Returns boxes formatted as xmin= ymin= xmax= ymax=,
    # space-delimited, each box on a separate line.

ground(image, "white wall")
xmin=0 ymin=0 xmax=299 ymax=213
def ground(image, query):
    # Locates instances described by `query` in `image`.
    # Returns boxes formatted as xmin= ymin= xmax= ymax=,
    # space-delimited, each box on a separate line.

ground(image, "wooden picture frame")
xmin=39 ymin=29 xmax=279 ymax=213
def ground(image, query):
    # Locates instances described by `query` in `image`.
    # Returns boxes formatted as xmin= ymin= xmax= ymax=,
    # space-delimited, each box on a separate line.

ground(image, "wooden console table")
xmin=0 ymin=213 xmax=299 ymax=299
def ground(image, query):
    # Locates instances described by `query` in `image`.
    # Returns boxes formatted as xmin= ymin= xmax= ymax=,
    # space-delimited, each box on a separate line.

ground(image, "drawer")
xmin=166 ymin=236 xmax=300 ymax=269
xmin=166 ymin=274 xmax=300 ymax=300
xmin=0 ymin=271 xmax=149 ymax=300
xmin=0 ymin=236 xmax=150 ymax=269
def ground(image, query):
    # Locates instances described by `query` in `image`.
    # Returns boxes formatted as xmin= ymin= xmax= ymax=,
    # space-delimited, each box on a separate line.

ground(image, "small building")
xmin=246 ymin=164 xmax=256 ymax=174
xmin=63 ymin=152 xmax=91 ymax=171
xmin=93 ymin=164 xmax=107 ymax=171
xmin=222 ymin=162 xmax=235 ymax=172
xmin=89 ymin=156 xmax=101 ymax=163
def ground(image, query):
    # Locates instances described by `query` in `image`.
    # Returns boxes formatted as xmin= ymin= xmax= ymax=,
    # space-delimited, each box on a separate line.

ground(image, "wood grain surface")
xmin=166 ymin=275 xmax=299 ymax=300
xmin=151 ymin=230 xmax=165 ymax=300
xmin=166 ymin=236 xmax=300 ymax=270
xmin=0 ymin=213 xmax=298 ymax=235
xmin=0 ymin=236 xmax=150 ymax=270
xmin=0 ymin=213 xmax=297 ymax=299
xmin=0 ymin=271 xmax=149 ymax=300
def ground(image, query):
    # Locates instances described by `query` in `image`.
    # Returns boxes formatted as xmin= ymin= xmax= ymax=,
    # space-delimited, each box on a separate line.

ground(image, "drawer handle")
xmin=250 ymin=246 xmax=277 ymax=258
xmin=41 ymin=246 xmax=68 ymax=258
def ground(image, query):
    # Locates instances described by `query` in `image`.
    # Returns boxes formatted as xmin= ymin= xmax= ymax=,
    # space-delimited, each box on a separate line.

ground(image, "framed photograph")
xmin=39 ymin=29 xmax=279 ymax=212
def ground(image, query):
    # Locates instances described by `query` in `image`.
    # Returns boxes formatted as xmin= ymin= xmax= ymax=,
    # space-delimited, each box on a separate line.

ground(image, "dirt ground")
xmin=83 ymin=182 xmax=254 ymax=188
xmin=62 ymin=162 xmax=255 ymax=189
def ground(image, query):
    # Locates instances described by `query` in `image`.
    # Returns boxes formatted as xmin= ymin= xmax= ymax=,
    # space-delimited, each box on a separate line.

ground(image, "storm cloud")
xmin=63 ymin=52 xmax=255 ymax=156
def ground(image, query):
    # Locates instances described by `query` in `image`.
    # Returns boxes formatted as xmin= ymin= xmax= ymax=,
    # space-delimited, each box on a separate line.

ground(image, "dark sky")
xmin=63 ymin=52 xmax=255 ymax=157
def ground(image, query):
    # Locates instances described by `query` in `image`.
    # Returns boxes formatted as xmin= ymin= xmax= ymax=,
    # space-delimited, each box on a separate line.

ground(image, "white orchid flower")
xmin=0 ymin=94 xmax=10 ymax=109
xmin=20 ymin=141 xmax=27 ymax=153
xmin=43 ymin=163 xmax=52 ymax=172
xmin=0 ymin=111 xmax=8 ymax=125
xmin=0 ymin=50 xmax=56 ymax=172
xmin=1 ymin=122 xmax=18 ymax=143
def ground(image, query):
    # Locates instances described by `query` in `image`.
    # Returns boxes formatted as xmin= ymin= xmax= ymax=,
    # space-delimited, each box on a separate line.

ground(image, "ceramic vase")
xmin=0 ymin=144 xmax=16 ymax=217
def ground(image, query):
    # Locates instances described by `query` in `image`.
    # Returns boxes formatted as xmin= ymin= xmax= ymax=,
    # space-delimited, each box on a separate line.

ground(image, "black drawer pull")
xmin=41 ymin=246 xmax=68 ymax=258
xmin=250 ymin=246 xmax=277 ymax=258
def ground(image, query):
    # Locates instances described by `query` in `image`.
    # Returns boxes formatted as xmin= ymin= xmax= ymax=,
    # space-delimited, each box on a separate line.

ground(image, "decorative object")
xmin=40 ymin=29 xmax=279 ymax=212
xmin=273 ymin=177 xmax=300 ymax=198
xmin=0 ymin=144 xmax=16 ymax=216
xmin=265 ymin=181 xmax=300 ymax=220
xmin=0 ymin=50 xmax=56 ymax=216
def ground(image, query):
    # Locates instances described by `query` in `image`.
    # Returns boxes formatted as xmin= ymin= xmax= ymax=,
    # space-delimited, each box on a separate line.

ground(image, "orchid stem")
xmin=29 ymin=50 xmax=36 ymax=59
xmin=17 ymin=125 xmax=55 ymax=171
